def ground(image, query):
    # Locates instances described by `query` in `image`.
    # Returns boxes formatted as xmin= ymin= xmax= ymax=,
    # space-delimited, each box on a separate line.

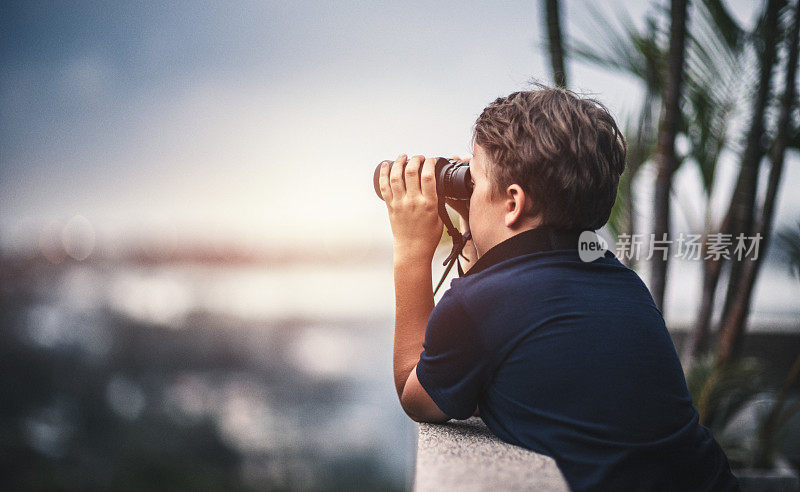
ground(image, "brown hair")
xmin=472 ymin=85 xmax=626 ymax=231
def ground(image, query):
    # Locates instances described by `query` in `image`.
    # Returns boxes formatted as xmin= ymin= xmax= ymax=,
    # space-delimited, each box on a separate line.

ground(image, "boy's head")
xmin=467 ymin=85 xmax=626 ymax=255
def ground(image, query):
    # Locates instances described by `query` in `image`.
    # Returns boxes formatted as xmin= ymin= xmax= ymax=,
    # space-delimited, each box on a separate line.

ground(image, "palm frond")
xmin=569 ymin=0 xmax=751 ymax=197
xmin=698 ymin=0 xmax=747 ymax=49
xmin=568 ymin=3 xmax=664 ymax=94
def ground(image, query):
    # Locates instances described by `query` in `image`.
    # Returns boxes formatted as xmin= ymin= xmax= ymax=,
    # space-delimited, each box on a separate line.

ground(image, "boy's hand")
xmin=379 ymin=154 xmax=443 ymax=262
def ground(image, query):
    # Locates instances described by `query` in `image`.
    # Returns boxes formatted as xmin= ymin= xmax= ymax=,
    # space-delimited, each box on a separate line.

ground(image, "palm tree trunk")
xmin=651 ymin=0 xmax=689 ymax=312
xmin=543 ymin=0 xmax=567 ymax=88
xmin=718 ymin=0 xmax=782 ymax=326
xmin=683 ymin=209 xmax=731 ymax=364
xmin=717 ymin=0 xmax=797 ymax=366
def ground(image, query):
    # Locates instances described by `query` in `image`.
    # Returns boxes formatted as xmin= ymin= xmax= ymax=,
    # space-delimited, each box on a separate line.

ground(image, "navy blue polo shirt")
xmin=415 ymin=227 xmax=739 ymax=491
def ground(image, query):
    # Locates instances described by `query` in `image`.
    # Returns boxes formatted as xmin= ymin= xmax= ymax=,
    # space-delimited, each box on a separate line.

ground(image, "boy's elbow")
xmin=402 ymin=405 xmax=450 ymax=424
xmin=398 ymin=363 xmax=451 ymax=423
xmin=400 ymin=391 xmax=451 ymax=424
xmin=399 ymin=392 xmax=425 ymax=422
xmin=402 ymin=406 xmax=427 ymax=423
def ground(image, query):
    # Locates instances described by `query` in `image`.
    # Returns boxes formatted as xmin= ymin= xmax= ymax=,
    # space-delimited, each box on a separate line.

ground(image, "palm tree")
xmin=651 ymin=0 xmax=689 ymax=312
xmin=569 ymin=0 xmax=791 ymax=365
xmin=717 ymin=0 xmax=783 ymax=323
xmin=542 ymin=0 xmax=568 ymax=87
xmin=683 ymin=0 xmax=748 ymax=362
xmin=716 ymin=0 xmax=797 ymax=367
xmin=570 ymin=1 xmax=740 ymax=299
xmin=570 ymin=7 xmax=662 ymax=262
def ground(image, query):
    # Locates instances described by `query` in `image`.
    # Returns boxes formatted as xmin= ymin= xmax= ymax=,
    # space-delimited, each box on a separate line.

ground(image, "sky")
xmin=1 ymin=0 xmax=797 ymax=254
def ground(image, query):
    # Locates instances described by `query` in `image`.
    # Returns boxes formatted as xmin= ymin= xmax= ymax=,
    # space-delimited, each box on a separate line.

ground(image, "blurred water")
xmin=47 ymin=252 xmax=798 ymax=330
xmin=52 ymin=262 xmax=396 ymax=325
xmin=1 ymin=257 xmax=413 ymax=490
xmin=2 ymin=251 xmax=797 ymax=489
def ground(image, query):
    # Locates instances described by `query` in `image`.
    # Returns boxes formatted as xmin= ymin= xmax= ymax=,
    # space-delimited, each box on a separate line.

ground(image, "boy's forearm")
xmin=392 ymin=254 xmax=434 ymax=399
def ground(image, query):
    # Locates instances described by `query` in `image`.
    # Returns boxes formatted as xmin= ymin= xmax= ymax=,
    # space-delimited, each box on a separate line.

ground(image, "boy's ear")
xmin=504 ymin=184 xmax=528 ymax=228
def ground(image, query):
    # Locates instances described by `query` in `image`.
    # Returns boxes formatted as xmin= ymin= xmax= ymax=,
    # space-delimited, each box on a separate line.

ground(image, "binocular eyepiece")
xmin=373 ymin=157 xmax=473 ymax=202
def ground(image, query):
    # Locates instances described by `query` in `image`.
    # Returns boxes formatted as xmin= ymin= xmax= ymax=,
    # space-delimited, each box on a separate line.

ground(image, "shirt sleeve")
xmin=415 ymin=286 xmax=491 ymax=420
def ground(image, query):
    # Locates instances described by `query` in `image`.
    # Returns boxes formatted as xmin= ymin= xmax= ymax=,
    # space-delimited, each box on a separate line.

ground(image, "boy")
xmin=377 ymin=87 xmax=739 ymax=491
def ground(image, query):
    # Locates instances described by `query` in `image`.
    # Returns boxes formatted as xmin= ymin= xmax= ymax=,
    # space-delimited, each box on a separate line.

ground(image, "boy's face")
xmin=468 ymin=144 xmax=507 ymax=257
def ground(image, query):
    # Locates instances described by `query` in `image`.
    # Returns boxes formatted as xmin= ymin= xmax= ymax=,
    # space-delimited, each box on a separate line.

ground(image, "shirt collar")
xmin=463 ymin=226 xmax=583 ymax=277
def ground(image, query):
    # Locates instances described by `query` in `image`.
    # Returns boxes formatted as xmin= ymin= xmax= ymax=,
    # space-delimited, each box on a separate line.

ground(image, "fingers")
xmin=378 ymin=160 xmax=393 ymax=203
xmin=389 ymin=154 xmax=407 ymax=199
xmin=383 ymin=153 xmax=437 ymax=202
xmin=404 ymin=155 xmax=425 ymax=199
xmin=421 ymin=157 xmax=437 ymax=200
xmin=450 ymin=155 xmax=472 ymax=162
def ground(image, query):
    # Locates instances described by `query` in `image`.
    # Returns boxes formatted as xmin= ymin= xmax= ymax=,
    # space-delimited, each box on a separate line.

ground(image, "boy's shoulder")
xmin=445 ymin=249 xmax=656 ymax=320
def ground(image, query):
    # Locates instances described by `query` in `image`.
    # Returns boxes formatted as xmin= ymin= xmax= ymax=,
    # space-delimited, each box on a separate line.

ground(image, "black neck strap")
xmin=433 ymin=203 xmax=583 ymax=295
xmin=433 ymin=200 xmax=472 ymax=296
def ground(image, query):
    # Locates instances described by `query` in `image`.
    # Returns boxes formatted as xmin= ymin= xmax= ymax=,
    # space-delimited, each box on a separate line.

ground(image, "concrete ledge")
xmin=413 ymin=417 xmax=569 ymax=491
xmin=733 ymin=457 xmax=800 ymax=491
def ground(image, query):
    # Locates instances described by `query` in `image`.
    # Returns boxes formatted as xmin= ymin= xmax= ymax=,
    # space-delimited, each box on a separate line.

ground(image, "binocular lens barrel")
xmin=373 ymin=157 xmax=473 ymax=201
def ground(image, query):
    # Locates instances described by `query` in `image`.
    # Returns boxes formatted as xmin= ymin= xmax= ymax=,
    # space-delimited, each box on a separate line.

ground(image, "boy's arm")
xmin=392 ymin=253 xmax=449 ymax=422
xmin=379 ymin=154 xmax=451 ymax=423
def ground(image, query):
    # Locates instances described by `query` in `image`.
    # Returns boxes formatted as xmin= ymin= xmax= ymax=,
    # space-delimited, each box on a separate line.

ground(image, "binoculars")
xmin=372 ymin=157 xmax=473 ymax=202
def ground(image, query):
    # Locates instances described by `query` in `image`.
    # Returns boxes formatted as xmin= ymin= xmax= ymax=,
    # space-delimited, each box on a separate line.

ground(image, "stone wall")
xmin=413 ymin=417 xmax=568 ymax=491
